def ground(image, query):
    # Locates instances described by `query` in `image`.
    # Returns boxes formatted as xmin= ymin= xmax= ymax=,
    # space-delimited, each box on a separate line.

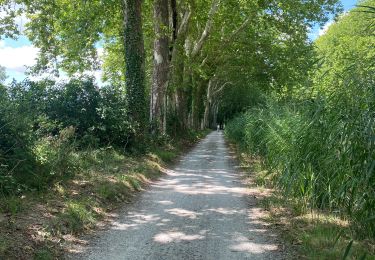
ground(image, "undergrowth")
xmin=0 ymin=130 xmax=208 ymax=259
xmin=235 ymin=150 xmax=375 ymax=259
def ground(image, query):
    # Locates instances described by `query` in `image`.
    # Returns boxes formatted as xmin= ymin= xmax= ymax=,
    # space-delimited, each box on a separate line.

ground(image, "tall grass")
xmin=225 ymin=90 xmax=375 ymax=238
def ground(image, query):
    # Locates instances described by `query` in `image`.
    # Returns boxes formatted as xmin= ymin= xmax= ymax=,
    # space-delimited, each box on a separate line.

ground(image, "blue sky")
xmin=308 ymin=0 xmax=358 ymax=40
xmin=0 ymin=0 xmax=358 ymax=84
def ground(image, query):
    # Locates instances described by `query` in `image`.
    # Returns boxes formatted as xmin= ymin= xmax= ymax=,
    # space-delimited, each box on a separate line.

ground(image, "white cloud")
xmin=97 ymin=47 xmax=104 ymax=57
xmin=0 ymin=44 xmax=39 ymax=73
xmin=318 ymin=20 xmax=334 ymax=37
xmin=1 ymin=40 xmax=104 ymax=85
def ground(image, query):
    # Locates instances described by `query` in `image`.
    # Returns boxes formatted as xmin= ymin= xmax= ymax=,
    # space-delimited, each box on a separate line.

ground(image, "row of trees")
xmin=1 ymin=0 xmax=351 ymax=197
xmin=1 ymin=0 xmax=341 ymax=139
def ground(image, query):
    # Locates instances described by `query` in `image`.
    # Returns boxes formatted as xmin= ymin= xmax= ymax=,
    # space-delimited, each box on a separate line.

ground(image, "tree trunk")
xmin=203 ymin=79 xmax=212 ymax=129
xmin=150 ymin=0 xmax=169 ymax=134
xmin=123 ymin=0 xmax=146 ymax=135
xmin=168 ymin=8 xmax=191 ymax=134
xmin=213 ymin=101 xmax=218 ymax=129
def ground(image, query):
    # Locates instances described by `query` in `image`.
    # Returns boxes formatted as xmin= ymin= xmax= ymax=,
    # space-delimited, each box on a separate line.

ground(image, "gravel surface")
xmin=69 ymin=131 xmax=284 ymax=260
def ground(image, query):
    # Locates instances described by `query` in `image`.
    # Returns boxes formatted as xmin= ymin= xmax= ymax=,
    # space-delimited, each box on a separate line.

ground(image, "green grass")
xmin=0 ymin=130 xmax=210 ymax=259
xmin=261 ymin=194 xmax=374 ymax=259
xmin=152 ymin=149 xmax=177 ymax=163
xmin=54 ymin=200 xmax=98 ymax=234
xmin=96 ymin=181 xmax=130 ymax=202
xmin=119 ymin=175 xmax=142 ymax=191
xmin=225 ymin=99 xmax=375 ymax=239
xmin=0 ymin=196 xmax=25 ymax=215
xmin=236 ymin=150 xmax=375 ymax=259
xmin=34 ymin=248 xmax=54 ymax=260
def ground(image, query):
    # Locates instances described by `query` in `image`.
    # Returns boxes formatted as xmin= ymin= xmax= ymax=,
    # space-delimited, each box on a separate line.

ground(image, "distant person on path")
xmin=217 ymin=124 xmax=220 ymax=131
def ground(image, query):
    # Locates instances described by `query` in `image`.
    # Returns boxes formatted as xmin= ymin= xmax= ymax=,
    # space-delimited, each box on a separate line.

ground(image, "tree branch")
xmin=212 ymin=81 xmax=232 ymax=96
xmin=177 ymin=8 xmax=191 ymax=37
xmin=191 ymin=0 xmax=220 ymax=58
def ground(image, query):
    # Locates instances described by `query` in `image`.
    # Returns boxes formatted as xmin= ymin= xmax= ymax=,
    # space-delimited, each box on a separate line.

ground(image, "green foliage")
xmin=0 ymin=66 xmax=6 ymax=83
xmin=0 ymin=77 xmax=135 ymax=195
xmin=225 ymin=1 xmax=375 ymax=239
xmin=33 ymin=127 xmax=78 ymax=185
xmin=0 ymin=195 xmax=24 ymax=215
xmin=34 ymin=248 xmax=54 ymax=260
xmin=0 ymin=84 xmax=39 ymax=195
xmin=96 ymin=181 xmax=129 ymax=202
xmin=152 ymin=149 xmax=176 ymax=163
xmin=226 ymin=95 xmax=375 ymax=238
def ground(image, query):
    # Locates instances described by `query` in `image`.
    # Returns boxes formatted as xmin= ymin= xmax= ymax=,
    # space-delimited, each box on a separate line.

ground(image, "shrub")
xmin=33 ymin=126 xmax=78 ymax=187
xmin=0 ymin=84 xmax=38 ymax=195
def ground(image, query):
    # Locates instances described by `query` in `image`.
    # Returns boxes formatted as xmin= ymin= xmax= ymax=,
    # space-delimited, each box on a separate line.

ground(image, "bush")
xmin=0 ymin=77 xmax=135 ymax=195
xmin=33 ymin=126 xmax=78 ymax=187
xmin=0 ymin=84 xmax=38 ymax=195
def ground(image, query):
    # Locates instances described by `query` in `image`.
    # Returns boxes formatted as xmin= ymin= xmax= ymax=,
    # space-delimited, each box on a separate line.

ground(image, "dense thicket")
xmin=225 ymin=2 xmax=375 ymax=238
xmin=0 ymin=78 xmax=133 ymax=194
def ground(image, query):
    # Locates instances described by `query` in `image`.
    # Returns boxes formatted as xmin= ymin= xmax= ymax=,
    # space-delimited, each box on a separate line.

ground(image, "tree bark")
xmin=203 ymin=79 xmax=213 ymax=129
xmin=168 ymin=8 xmax=191 ymax=134
xmin=123 ymin=0 xmax=146 ymax=135
xmin=150 ymin=0 xmax=169 ymax=134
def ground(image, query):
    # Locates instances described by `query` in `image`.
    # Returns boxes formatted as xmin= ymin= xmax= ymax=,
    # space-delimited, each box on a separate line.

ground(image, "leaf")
xmin=342 ymin=240 xmax=353 ymax=260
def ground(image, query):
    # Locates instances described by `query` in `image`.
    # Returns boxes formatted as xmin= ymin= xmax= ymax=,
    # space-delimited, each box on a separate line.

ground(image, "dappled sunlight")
xmin=69 ymin=132 xmax=283 ymax=259
xmin=229 ymin=233 xmax=279 ymax=254
xmin=166 ymin=208 xmax=202 ymax=219
xmin=171 ymin=183 xmax=249 ymax=196
xmin=112 ymin=222 xmax=139 ymax=231
xmin=156 ymin=200 xmax=174 ymax=205
xmin=206 ymin=207 xmax=247 ymax=215
xmin=230 ymin=241 xmax=279 ymax=254
xmin=129 ymin=213 xmax=160 ymax=222
xmin=153 ymin=231 xmax=205 ymax=244
xmin=247 ymin=228 xmax=268 ymax=233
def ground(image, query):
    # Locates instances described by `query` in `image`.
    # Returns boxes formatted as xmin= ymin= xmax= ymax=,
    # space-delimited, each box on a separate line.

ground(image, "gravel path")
xmin=70 ymin=131 xmax=283 ymax=259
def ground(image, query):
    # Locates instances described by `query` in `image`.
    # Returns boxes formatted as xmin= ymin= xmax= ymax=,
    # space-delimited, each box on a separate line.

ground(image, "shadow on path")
xmin=68 ymin=131 xmax=284 ymax=260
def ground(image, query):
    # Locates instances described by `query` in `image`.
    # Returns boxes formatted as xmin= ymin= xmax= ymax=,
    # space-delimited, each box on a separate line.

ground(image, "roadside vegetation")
xmin=0 ymin=0 xmax=373 ymax=258
xmin=0 ymin=83 xmax=207 ymax=257
xmin=0 ymin=72 xmax=207 ymax=259
xmin=226 ymin=2 xmax=375 ymax=258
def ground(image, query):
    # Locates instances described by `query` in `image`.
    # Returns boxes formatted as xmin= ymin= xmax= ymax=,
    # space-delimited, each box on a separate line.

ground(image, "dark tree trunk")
xmin=123 ymin=0 xmax=146 ymax=136
xmin=167 ymin=8 xmax=191 ymax=135
xmin=170 ymin=0 xmax=178 ymax=48
xmin=150 ymin=0 xmax=169 ymax=134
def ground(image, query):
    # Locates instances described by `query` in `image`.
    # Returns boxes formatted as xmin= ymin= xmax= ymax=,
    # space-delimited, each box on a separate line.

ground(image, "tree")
xmin=150 ymin=0 xmax=169 ymax=134
xmin=0 ymin=66 xmax=7 ymax=83
xmin=0 ymin=0 xmax=343 ymax=136
xmin=123 ymin=0 xmax=147 ymax=138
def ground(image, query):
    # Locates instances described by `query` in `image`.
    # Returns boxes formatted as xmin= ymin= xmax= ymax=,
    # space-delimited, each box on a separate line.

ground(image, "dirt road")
xmin=70 ymin=131 xmax=283 ymax=259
